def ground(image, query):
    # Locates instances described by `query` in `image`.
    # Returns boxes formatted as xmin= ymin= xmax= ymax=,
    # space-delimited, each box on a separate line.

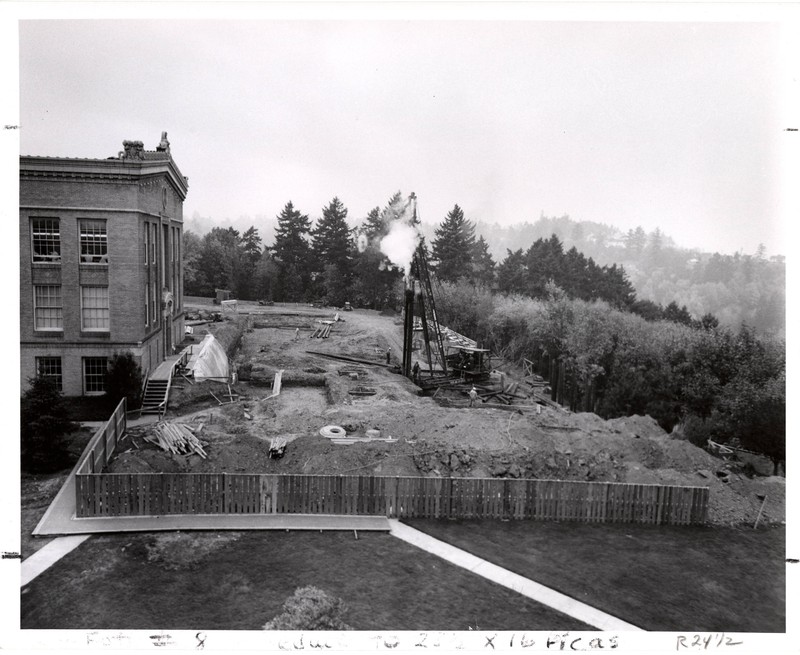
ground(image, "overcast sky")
xmin=12 ymin=16 xmax=797 ymax=256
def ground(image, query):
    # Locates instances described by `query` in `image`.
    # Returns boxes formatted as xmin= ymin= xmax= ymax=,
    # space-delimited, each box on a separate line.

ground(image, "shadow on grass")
xmin=404 ymin=519 xmax=785 ymax=633
xmin=21 ymin=530 xmax=593 ymax=631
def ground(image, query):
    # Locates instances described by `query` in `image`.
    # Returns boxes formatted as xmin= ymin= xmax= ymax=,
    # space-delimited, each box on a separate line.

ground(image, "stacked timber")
xmin=144 ymin=422 xmax=208 ymax=458
xmin=269 ymin=437 xmax=287 ymax=458
xmin=309 ymin=322 xmax=334 ymax=338
xmin=476 ymin=382 xmax=528 ymax=405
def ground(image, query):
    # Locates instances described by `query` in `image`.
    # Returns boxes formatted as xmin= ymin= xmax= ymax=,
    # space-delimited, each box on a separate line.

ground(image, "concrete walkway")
xmin=388 ymin=519 xmax=643 ymax=632
xmin=35 ymin=510 xmax=391 ymax=536
xmin=21 ymin=535 xmax=90 ymax=587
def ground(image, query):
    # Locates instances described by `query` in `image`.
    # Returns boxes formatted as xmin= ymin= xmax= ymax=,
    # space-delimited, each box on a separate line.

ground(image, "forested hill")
xmin=419 ymin=215 xmax=785 ymax=336
xmin=185 ymin=209 xmax=784 ymax=336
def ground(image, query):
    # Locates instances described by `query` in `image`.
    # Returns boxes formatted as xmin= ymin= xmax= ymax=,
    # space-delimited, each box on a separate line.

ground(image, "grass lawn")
xmin=20 ymin=428 xmax=94 ymax=560
xmin=21 ymin=530 xmax=593 ymax=631
xmin=405 ymin=519 xmax=785 ymax=633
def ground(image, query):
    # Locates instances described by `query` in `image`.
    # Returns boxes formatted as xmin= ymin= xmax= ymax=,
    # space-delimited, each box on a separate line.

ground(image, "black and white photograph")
xmin=3 ymin=3 xmax=796 ymax=652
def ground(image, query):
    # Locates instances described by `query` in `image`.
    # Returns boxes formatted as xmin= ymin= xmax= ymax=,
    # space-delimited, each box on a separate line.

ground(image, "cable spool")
xmin=319 ymin=425 xmax=346 ymax=438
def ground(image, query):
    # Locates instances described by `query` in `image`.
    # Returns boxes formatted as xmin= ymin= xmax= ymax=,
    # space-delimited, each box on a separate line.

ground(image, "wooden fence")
xmin=74 ymin=473 xmax=708 ymax=525
xmin=74 ymin=398 xmax=127 ymax=476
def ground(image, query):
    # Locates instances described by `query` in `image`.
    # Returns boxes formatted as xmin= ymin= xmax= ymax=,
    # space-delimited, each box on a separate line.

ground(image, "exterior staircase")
xmin=140 ymin=379 xmax=170 ymax=416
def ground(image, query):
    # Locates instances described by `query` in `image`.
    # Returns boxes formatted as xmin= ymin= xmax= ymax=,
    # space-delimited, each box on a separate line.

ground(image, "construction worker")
xmin=469 ymin=386 xmax=478 ymax=407
xmin=386 ymin=347 xmax=391 ymax=364
xmin=294 ymin=327 xmax=300 ymax=341
xmin=412 ymin=360 xmax=420 ymax=382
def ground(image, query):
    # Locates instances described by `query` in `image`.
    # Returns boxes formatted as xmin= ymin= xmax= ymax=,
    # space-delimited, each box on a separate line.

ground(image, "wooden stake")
xmin=753 ymin=495 xmax=768 ymax=529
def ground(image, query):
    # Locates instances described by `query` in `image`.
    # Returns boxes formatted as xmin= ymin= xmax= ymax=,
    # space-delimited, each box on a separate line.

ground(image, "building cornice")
xmin=20 ymin=205 xmax=173 ymax=220
xmin=20 ymin=155 xmax=189 ymax=199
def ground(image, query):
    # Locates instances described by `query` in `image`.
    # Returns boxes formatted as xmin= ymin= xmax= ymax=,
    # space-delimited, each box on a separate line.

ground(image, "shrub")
xmin=263 ymin=586 xmax=351 ymax=630
xmin=21 ymin=376 xmax=77 ymax=473
xmin=104 ymin=352 xmax=144 ymax=411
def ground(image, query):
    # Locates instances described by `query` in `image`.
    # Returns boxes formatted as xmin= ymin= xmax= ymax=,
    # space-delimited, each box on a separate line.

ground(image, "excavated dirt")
xmin=108 ymin=301 xmax=785 ymax=527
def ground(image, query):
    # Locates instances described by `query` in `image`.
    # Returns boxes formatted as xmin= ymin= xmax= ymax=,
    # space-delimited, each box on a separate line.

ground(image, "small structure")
xmin=214 ymin=288 xmax=232 ymax=305
xmin=187 ymin=334 xmax=230 ymax=381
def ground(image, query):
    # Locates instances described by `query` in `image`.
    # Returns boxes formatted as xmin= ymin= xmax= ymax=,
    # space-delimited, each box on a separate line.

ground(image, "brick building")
xmin=19 ymin=133 xmax=188 ymax=396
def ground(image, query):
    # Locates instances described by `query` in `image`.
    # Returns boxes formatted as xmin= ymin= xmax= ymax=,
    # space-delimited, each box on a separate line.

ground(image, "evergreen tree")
xmin=496 ymin=249 xmax=527 ymax=294
xmin=624 ymin=226 xmax=647 ymax=255
xmin=360 ymin=206 xmax=384 ymax=241
xmin=471 ymin=235 xmax=495 ymax=287
xmin=21 ymin=376 xmax=76 ymax=473
xmin=664 ymin=301 xmax=694 ymax=326
xmin=104 ymin=352 xmax=144 ymax=412
xmin=271 ymin=202 xmax=312 ymax=301
xmin=241 ymin=226 xmax=263 ymax=267
xmin=312 ymin=198 xmax=353 ymax=273
xmin=431 ymin=204 xmax=476 ymax=283
xmin=310 ymin=197 xmax=354 ymax=304
xmin=525 ymin=235 xmax=565 ymax=298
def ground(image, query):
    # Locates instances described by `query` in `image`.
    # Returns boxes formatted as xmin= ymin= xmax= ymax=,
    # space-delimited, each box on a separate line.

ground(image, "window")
xmin=83 ymin=357 xmax=108 ymax=394
xmin=151 ymin=280 xmax=158 ymax=326
xmin=36 ymin=357 xmax=62 ymax=391
xmin=81 ymin=286 xmax=110 ymax=331
xmin=150 ymin=224 xmax=157 ymax=264
xmin=33 ymin=285 xmax=63 ymax=330
xmin=31 ymin=218 xmax=61 ymax=263
xmin=145 ymin=283 xmax=150 ymax=327
xmin=79 ymin=219 xmax=108 ymax=263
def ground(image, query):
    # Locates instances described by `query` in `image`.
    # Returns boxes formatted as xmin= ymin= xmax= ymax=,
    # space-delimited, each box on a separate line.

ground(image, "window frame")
xmin=36 ymin=356 xmax=63 ymax=391
xmin=82 ymin=356 xmax=108 ymax=395
xmin=31 ymin=217 xmax=61 ymax=264
xmin=78 ymin=219 xmax=108 ymax=264
xmin=80 ymin=285 xmax=110 ymax=332
xmin=33 ymin=285 xmax=63 ymax=332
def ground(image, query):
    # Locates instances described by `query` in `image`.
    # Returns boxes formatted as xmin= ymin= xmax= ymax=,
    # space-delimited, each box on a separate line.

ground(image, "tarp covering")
xmin=189 ymin=334 xmax=230 ymax=381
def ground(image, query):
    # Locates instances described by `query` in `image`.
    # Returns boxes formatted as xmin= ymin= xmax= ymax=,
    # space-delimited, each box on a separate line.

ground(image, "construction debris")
xmin=269 ymin=437 xmax=287 ymax=459
xmin=144 ymin=421 xmax=208 ymax=458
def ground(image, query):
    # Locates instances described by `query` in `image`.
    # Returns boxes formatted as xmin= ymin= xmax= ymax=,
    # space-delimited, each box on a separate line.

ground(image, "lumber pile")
xmin=476 ymin=382 xmax=527 ymax=405
xmin=144 ymin=421 xmax=208 ymax=458
xmin=269 ymin=437 xmax=287 ymax=459
xmin=310 ymin=321 xmax=334 ymax=338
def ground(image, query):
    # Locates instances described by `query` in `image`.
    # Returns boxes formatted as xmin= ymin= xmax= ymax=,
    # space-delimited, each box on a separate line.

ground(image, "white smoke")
xmin=379 ymin=221 xmax=420 ymax=275
xmin=356 ymin=232 xmax=368 ymax=253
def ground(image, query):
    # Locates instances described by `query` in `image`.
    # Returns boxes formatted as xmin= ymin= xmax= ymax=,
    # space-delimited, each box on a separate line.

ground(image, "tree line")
xmin=461 ymin=214 xmax=783 ymax=335
xmin=183 ymin=196 xmax=718 ymax=333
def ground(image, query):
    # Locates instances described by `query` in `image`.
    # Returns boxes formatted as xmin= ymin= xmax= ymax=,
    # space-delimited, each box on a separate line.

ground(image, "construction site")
xmin=21 ymin=198 xmax=786 ymax=635
xmin=102 ymin=243 xmax=784 ymax=528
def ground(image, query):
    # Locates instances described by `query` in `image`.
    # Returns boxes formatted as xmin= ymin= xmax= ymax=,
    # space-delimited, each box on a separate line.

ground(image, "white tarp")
xmin=190 ymin=334 xmax=230 ymax=381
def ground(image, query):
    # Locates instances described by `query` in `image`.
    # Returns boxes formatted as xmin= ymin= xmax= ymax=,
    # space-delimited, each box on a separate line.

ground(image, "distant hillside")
xmin=422 ymin=214 xmax=783 ymax=336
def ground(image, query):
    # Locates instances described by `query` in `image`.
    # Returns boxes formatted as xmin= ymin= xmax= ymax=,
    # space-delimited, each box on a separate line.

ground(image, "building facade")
xmin=19 ymin=134 xmax=188 ymax=396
